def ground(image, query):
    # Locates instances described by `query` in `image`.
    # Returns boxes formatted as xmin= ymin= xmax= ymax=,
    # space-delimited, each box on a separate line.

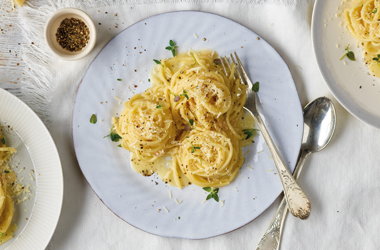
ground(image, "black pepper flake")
xmin=56 ymin=18 xmax=90 ymax=52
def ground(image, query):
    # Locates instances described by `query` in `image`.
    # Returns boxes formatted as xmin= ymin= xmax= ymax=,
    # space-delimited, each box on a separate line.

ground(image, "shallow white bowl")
xmin=45 ymin=8 xmax=96 ymax=61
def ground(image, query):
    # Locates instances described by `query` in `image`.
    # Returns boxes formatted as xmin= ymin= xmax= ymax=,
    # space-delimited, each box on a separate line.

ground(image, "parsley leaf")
xmin=156 ymin=104 xmax=162 ymax=108
xmin=340 ymin=46 xmax=356 ymax=61
xmin=117 ymin=78 xmax=123 ymax=81
xmin=373 ymin=8 xmax=378 ymax=14
xmin=0 ymin=137 xmax=5 ymax=145
xmin=203 ymin=187 xmax=220 ymax=202
xmin=165 ymin=40 xmax=178 ymax=57
xmin=153 ymin=59 xmax=161 ymax=64
xmin=252 ymin=81 xmax=260 ymax=92
xmin=191 ymin=146 xmax=201 ymax=153
xmin=189 ymin=119 xmax=194 ymax=126
xmin=243 ymin=128 xmax=258 ymax=140
xmin=90 ymin=114 xmax=97 ymax=124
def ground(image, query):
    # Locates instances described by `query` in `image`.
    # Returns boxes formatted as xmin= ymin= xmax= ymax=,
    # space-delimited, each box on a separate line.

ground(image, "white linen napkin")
xmin=4 ymin=0 xmax=380 ymax=249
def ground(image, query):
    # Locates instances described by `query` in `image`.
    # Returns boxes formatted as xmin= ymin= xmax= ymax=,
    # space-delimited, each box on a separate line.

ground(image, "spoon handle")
xmin=256 ymin=150 xmax=311 ymax=250
xmin=255 ymin=114 xmax=311 ymax=219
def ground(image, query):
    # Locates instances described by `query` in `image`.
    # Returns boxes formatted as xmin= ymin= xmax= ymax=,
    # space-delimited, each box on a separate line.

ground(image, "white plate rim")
xmin=311 ymin=0 xmax=380 ymax=128
xmin=72 ymin=10 xmax=304 ymax=239
xmin=0 ymin=88 xmax=63 ymax=249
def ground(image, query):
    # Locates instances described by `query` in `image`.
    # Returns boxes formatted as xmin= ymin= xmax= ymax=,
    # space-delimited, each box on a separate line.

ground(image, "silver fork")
xmin=221 ymin=52 xmax=311 ymax=220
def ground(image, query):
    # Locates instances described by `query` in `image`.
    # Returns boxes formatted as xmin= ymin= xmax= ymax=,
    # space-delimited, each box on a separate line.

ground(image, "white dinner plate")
xmin=312 ymin=0 xmax=380 ymax=128
xmin=0 ymin=88 xmax=63 ymax=249
xmin=73 ymin=11 xmax=303 ymax=239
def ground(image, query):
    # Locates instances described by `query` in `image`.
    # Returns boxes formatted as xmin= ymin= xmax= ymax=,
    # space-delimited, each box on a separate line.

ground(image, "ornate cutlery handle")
xmin=256 ymin=198 xmax=288 ymax=250
xmin=255 ymin=114 xmax=311 ymax=219
xmin=256 ymin=150 xmax=311 ymax=250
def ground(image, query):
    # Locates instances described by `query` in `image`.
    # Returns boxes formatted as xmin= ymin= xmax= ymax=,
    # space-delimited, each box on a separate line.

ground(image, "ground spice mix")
xmin=56 ymin=17 xmax=90 ymax=52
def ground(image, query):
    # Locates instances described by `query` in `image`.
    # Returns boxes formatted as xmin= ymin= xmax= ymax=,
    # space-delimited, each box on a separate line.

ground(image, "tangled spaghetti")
xmin=344 ymin=0 xmax=380 ymax=76
xmin=113 ymin=50 xmax=255 ymax=188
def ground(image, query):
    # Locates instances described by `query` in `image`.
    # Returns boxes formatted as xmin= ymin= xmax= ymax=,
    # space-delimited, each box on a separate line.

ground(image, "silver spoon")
xmin=256 ymin=97 xmax=336 ymax=250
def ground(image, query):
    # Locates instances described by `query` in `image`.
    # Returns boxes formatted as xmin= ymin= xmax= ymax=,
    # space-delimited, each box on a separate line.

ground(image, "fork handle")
xmin=255 ymin=113 xmax=311 ymax=219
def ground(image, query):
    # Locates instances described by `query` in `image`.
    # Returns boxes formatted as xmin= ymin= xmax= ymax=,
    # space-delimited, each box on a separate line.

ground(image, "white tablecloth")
xmin=1 ymin=0 xmax=380 ymax=249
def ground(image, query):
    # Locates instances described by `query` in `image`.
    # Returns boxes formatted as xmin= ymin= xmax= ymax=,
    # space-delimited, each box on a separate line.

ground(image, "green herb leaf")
xmin=105 ymin=130 xmax=122 ymax=142
xmin=373 ymin=54 xmax=380 ymax=62
xmin=252 ymin=81 xmax=260 ymax=92
xmin=156 ymin=104 xmax=162 ymax=108
xmin=212 ymin=193 xmax=219 ymax=202
xmin=117 ymin=78 xmax=123 ymax=81
xmin=165 ymin=40 xmax=178 ymax=57
xmin=0 ymin=137 xmax=5 ymax=145
xmin=340 ymin=46 xmax=356 ymax=61
xmin=191 ymin=146 xmax=201 ymax=153
xmin=3 ymin=170 xmax=10 ymax=174
xmin=180 ymin=90 xmax=189 ymax=100
xmin=153 ymin=59 xmax=161 ymax=64
xmin=373 ymin=8 xmax=377 ymax=13
xmin=148 ymin=78 xmax=151 ymax=82
xmin=203 ymin=187 xmax=220 ymax=202
xmin=243 ymin=128 xmax=258 ymax=140
xmin=346 ymin=51 xmax=355 ymax=61
xmin=110 ymin=132 xmax=122 ymax=142
xmin=189 ymin=119 xmax=194 ymax=126
xmin=90 ymin=114 xmax=97 ymax=124
xmin=117 ymin=144 xmax=122 ymax=147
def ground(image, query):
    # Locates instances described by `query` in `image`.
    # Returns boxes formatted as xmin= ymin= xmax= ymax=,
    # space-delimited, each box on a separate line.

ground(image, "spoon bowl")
xmin=302 ymin=97 xmax=336 ymax=153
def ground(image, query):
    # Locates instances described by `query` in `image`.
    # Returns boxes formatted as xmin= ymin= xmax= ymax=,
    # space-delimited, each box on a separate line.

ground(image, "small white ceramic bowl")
xmin=45 ymin=8 xmax=97 ymax=60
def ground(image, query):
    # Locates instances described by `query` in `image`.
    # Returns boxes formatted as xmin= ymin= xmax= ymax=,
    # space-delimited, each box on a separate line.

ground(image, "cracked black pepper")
xmin=56 ymin=17 xmax=90 ymax=52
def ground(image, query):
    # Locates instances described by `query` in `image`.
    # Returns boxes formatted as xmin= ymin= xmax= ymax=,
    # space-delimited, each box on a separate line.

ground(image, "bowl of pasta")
xmin=0 ymin=88 xmax=63 ymax=249
xmin=73 ymin=11 xmax=303 ymax=239
xmin=312 ymin=0 xmax=380 ymax=128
